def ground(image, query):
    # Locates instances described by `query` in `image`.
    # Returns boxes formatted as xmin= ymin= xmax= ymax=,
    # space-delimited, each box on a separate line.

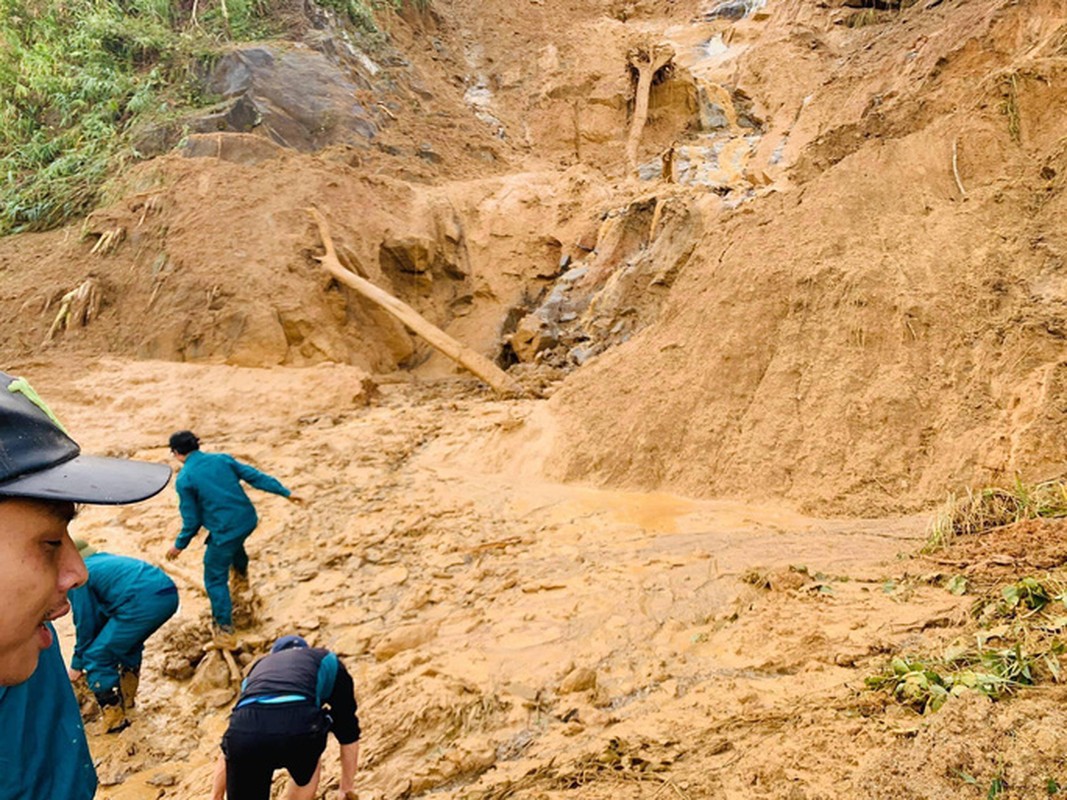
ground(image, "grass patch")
xmin=1002 ymin=72 xmax=1021 ymax=143
xmin=319 ymin=0 xmax=428 ymax=31
xmin=844 ymin=9 xmax=884 ymax=28
xmin=924 ymin=478 xmax=1067 ymax=552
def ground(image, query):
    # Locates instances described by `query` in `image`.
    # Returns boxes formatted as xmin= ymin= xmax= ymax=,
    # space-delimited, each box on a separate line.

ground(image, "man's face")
xmin=0 ymin=499 xmax=87 ymax=685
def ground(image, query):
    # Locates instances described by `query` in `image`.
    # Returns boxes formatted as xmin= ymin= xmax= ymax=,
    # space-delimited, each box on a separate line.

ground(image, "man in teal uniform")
xmin=0 ymin=370 xmax=171 ymax=799
xmin=69 ymin=541 xmax=179 ymax=733
xmin=165 ymin=430 xmax=302 ymax=636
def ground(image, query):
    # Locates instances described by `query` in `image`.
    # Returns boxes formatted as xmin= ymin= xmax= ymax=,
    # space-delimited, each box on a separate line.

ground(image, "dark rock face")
xmin=700 ymin=0 xmax=764 ymax=20
xmin=201 ymin=45 xmax=378 ymax=152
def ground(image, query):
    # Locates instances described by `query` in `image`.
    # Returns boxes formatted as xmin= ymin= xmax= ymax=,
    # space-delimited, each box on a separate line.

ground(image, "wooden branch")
xmin=220 ymin=647 xmax=242 ymax=683
xmin=158 ymin=561 xmax=207 ymax=598
xmin=952 ymin=136 xmax=967 ymax=198
xmin=308 ymin=208 xmax=525 ymax=397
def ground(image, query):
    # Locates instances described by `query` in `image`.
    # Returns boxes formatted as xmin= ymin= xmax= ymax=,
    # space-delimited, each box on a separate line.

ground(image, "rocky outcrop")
xmin=198 ymin=45 xmax=378 ymax=151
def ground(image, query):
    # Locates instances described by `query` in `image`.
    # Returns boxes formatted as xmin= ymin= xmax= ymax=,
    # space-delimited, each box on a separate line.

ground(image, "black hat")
xmin=0 ymin=372 xmax=171 ymax=504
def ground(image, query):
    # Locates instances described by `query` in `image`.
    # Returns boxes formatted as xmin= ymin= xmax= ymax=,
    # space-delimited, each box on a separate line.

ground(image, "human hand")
xmin=287 ymin=495 xmax=307 ymax=506
xmin=165 ymin=546 xmax=182 ymax=561
xmin=68 ymin=668 xmax=83 ymax=682
xmin=339 ymin=791 xmax=358 ymax=800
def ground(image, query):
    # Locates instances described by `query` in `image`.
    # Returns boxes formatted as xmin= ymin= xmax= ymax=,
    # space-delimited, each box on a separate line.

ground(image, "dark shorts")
xmin=221 ymin=703 xmax=330 ymax=800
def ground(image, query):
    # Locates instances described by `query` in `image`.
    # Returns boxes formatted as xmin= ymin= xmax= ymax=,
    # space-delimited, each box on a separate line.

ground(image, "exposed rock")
xmin=372 ymin=623 xmax=438 ymax=661
xmin=162 ymin=657 xmax=196 ymax=681
xmin=559 ymin=666 xmax=598 ymax=694
xmin=380 ymin=236 xmax=435 ymax=274
xmin=202 ymin=45 xmax=378 ymax=152
xmin=181 ymin=133 xmax=286 ymax=166
xmin=202 ymin=687 xmax=238 ymax=708
xmin=189 ymin=651 xmax=232 ymax=694
xmin=509 ymin=313 xmax=559 ymax=362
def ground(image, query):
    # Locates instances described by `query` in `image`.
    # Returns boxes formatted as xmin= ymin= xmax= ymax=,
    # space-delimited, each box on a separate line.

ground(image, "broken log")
xmin=308 ymin=208 xmax=525 ymax=397
xmin=626 ymin=42 xmax=675 ymax=170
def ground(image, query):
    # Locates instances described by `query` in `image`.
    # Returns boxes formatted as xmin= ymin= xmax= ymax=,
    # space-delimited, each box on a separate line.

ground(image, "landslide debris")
xmin=5 ymin=0 xmax=1067 ymax=797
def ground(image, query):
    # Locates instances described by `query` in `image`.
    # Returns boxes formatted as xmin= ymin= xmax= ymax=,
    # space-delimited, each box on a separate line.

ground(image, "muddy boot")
xmin=119 ymin=667 xmax=140 ymax=709
xmin=212 ymin=623 xmax=237 ymax=650
xmin=230 ymin=567 xmax=250 ymax=597
xmin=230 ymin=568 xmax=257 ymax=629
xmin=95 ymin=688 xmax=130 ymax=734
xmin=71 ymin=674 xmax=99 ymax=722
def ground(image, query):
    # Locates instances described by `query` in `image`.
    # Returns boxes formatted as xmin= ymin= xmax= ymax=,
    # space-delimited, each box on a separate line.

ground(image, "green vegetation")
xmin=924 ymin=477 xmax=1067 ymax=552
xmin=0 ymin=0 xmax=404 ymax=235
xmin=867 ymin=575 xmax=1067 ymax=714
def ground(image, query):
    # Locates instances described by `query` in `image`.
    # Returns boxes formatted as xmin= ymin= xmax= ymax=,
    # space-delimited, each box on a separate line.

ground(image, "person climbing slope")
xmin=164 ymin=430 xmax=303 ymax=639
xmin=68 ymin=539 xmax=179 ymax=733
xmin=210 ymin=634 xmax=361 ymax=800
xmin=0 ymin=370 xmax=171 ymax=799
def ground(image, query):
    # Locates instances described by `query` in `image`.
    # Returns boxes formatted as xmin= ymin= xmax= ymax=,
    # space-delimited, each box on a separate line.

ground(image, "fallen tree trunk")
xmin=308 ymin=208 xmax=525 ymax=397
xmin=626 ymin=42 xmax=675 ymax=170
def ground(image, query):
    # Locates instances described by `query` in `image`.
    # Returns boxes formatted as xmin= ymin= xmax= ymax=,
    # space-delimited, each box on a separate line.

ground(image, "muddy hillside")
xmin=4 ymin=0 xmax=1066 ymax=513
xmin=5 ymin=0 xmax=1067 ymax=798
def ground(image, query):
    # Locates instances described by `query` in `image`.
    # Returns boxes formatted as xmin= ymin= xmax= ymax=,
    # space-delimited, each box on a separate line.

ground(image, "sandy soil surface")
xmin=9 ymin=356 xmax=1056 ymax=800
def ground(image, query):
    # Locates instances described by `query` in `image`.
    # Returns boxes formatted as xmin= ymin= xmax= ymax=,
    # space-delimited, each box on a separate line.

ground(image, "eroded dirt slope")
xmin=546 ymin=0 xmax=1067 ymax=514
xmin=5 ymin=0 xmax=1067 ymax=797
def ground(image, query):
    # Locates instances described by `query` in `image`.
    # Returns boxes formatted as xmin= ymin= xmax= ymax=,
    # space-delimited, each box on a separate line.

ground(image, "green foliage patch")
xmin=0 ymin=0 xmax=401 ymax=235
xmin=867 ymin=575 xmax=1067 ymax=715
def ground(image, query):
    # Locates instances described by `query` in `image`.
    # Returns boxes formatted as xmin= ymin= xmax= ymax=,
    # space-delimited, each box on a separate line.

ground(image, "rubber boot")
xmin=95 ymin=688 xmax=130 ymax=734
xmin=212 ymin=623 xmax=237 ymax=650
xmin=119 ymin=667 xmax=140 ymax=709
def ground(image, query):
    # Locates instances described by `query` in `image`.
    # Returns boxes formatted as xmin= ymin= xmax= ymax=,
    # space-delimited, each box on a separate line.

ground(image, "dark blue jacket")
xmin=240 ymin=647 xmax=360 ymax=744
xmin=175 ymin=450 xmax=290 ymax=549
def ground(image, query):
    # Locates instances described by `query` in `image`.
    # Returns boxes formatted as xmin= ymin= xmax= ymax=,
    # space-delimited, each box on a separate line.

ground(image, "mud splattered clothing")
xmin=221 ymin=647 xmax=360 ymax=800
xmin=70 ymin=552 xmax=179 ymax=695
xmin=0 ymin=626 xmax=96 ymax=799
xmin=172 ymin=450 xmax=290 ymax=627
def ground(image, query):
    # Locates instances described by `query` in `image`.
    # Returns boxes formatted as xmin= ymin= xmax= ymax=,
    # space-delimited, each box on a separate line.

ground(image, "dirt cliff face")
xmin=545 ymin=0 xmax=1067 ymax=514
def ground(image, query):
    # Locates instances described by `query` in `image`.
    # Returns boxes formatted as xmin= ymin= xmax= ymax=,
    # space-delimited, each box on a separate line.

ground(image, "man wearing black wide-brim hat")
xmin=0 ymin=371 xmax=171 ymax=800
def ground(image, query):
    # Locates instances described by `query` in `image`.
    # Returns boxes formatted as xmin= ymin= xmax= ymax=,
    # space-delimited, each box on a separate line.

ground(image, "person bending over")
xmin=211 ymin=635 xmax=361 ymax=800
xmin=68 ymin=539 xmax=179 ymax=733
xmin=165 ymin=430 xmax=302 ymax=639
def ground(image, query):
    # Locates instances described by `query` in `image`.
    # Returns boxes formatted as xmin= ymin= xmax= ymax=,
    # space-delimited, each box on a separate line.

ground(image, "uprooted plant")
xmin=867 ymin=575 xmax=1067 ymax=714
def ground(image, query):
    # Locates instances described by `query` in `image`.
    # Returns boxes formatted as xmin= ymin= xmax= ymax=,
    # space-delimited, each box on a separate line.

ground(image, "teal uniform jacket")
xmin=0 ymin=626 xmax=97 ymax=799
xmin=69 ymin=553 xmax=179 ymax=690
xmin=174 ymin=450 xmax=290 ymax=548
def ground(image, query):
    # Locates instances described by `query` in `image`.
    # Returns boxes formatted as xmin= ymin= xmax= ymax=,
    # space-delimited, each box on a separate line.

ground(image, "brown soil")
xmin=5 ymin=0 xmax=1067 ymax=797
